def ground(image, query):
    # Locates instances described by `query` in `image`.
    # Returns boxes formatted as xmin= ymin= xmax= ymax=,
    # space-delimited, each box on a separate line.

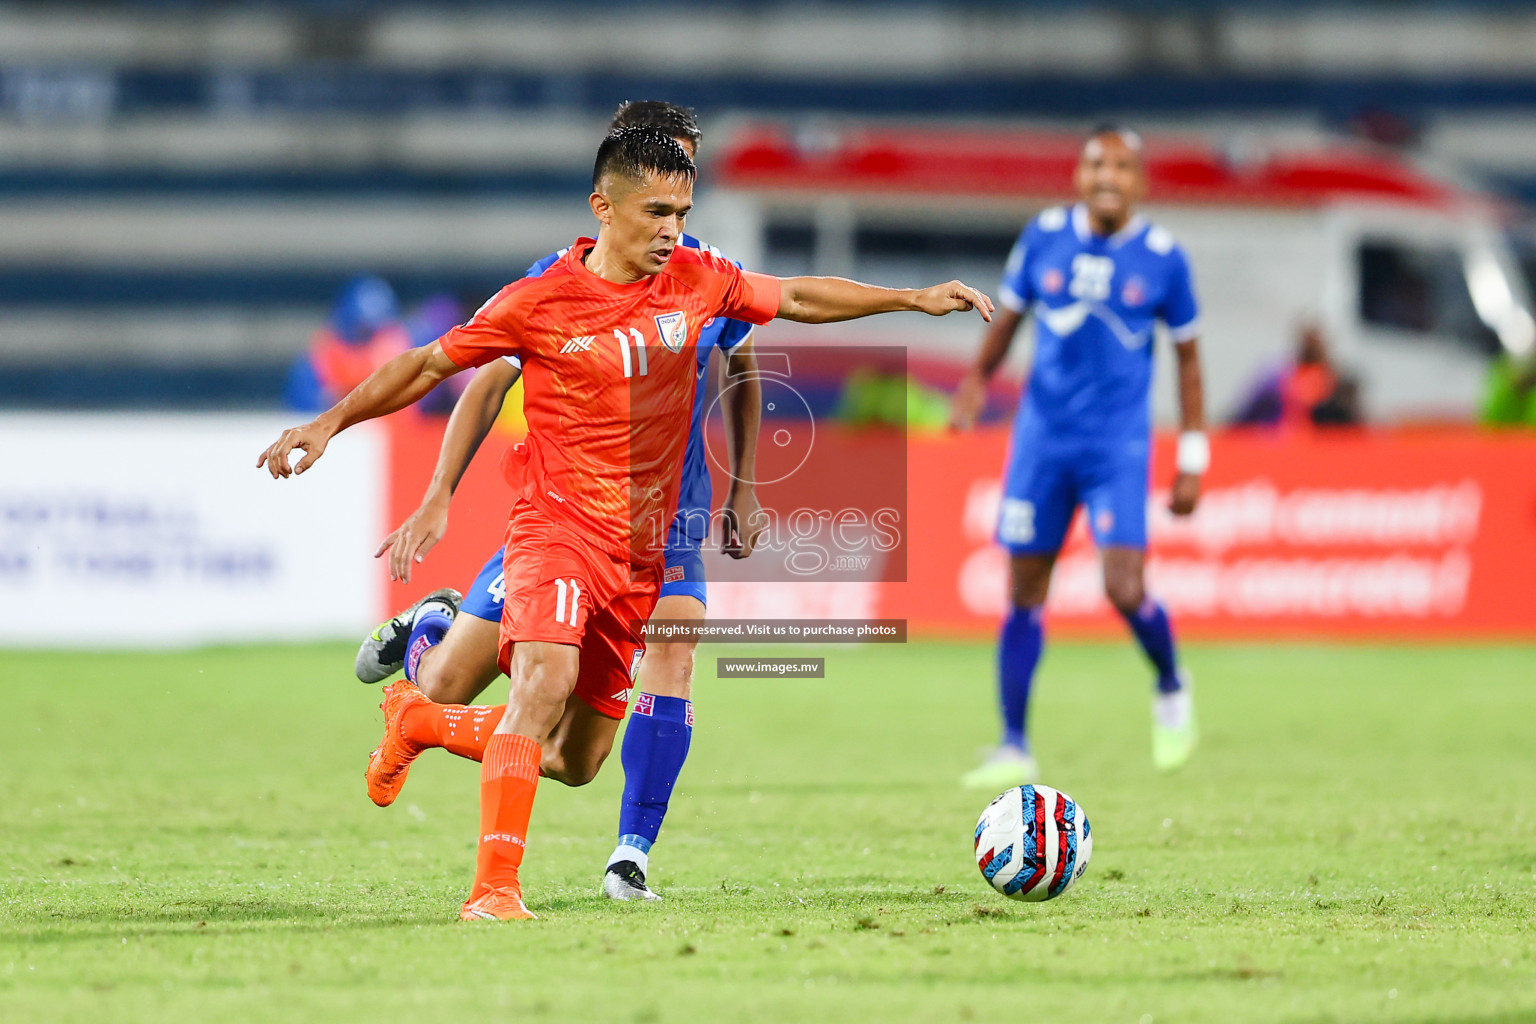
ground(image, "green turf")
xmin=2 ymin=640 xmax=1534 ymax=1024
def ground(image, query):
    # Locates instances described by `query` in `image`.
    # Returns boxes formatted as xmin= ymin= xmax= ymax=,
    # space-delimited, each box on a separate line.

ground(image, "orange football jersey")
xmin=438 ymin=239 xmax=780 ymax=564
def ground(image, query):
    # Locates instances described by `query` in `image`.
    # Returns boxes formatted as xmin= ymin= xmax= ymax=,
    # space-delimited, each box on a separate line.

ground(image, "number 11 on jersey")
xmin=614 ymin=328 xmax=648 ymax=377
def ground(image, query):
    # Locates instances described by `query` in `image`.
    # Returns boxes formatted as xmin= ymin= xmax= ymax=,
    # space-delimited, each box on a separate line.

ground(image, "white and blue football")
xmin=974 ymin=785 xmax=1092 ymax=902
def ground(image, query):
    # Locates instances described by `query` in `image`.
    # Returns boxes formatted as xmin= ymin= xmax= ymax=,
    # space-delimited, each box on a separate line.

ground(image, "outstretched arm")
xmin=950 ymin=307 xmax=1026 ymax=431
xmin=377 ymin=358 xmax=523 ymax=582
xmin=775 ymin=277 xmax=993 ymax=324
xmin=1169 ymin=338 xmax=1207 ymax=516
xmin=256 ymin=341 xmax=463 ymax=479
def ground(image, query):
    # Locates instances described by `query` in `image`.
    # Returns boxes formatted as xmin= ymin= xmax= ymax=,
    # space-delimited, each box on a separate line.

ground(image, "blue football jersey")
xmin=999 ymin=203 xmax=1199 ymax=450
xmin=524 ymin=233 xmax=755 ymax=543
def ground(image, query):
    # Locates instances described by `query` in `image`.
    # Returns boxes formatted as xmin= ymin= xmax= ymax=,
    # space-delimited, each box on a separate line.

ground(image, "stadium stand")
xmin=4 ymin=1 xmax=1536 ymax=406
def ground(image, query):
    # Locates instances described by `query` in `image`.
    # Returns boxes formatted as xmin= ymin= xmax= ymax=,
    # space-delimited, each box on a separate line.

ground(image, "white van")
xmin=693 ymin=125 xmax=1534 ymax=422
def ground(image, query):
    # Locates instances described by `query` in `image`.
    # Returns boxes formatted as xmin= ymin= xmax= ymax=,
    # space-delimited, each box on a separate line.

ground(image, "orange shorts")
xmin=497 ymin=500 xmax=660 ymax=719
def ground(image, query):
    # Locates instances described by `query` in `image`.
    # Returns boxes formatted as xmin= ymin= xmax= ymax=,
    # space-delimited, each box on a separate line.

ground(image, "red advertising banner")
xmin=896 ymin=428 xmax=1536 ymax=639
xmin=382 ymin=414 xmax=520 ymax=606
xmin=384 ymin=419 xmax=1536 ymax=641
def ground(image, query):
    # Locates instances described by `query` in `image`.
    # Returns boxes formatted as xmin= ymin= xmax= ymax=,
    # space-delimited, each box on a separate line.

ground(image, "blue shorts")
xmin=996 ymin=441 xmax=1149 ymax=554
xmin=657 ymin=527 xmax=708 ymax=606
xmin=460 ymin=530 xmax=707 ymax=623
xmin=461 ymin=545 xmax=510 ymax=622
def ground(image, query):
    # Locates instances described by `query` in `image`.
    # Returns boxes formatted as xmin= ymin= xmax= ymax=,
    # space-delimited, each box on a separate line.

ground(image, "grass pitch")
xmin=2 ymin=640 xmax=1534 ymax=1024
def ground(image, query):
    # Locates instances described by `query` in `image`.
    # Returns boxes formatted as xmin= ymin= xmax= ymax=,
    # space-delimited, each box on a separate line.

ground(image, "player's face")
xmin=1075 ymin=134 xmax=1144 ymax=229
xmin=593 ymin=170 xmax=694 ymax=277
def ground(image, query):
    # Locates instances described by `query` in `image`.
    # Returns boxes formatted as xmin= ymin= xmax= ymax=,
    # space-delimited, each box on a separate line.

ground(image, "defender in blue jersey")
xmin=952 ymin=126 xmax=1208 ymax=789
xmin=352 ymin=102 xmax=765 ymax=901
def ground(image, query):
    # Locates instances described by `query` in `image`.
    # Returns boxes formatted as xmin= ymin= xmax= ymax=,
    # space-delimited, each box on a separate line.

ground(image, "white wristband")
xmin=1176 ymin=431 xmax=1210 ymax=475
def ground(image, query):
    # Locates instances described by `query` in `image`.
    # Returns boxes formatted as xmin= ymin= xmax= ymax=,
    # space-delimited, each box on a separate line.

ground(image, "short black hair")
xmin=609 ymin=100 xmax=702 ymax=147
xmin=1086 ymin=122 xmax=1143 ymax=151
xmin=592 ymin=126 xmax=697 ymax=192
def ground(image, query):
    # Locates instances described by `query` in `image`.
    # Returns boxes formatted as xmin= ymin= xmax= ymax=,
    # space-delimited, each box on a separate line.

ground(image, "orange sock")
xmin=473 ymin=732 xmax=541 ymax=896
xmin=401 ymin=702 xmax=506 ymax=761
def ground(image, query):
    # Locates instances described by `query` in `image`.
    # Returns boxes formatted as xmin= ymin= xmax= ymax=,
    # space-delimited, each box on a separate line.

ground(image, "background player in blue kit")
xmin=951 ymin=125 xmax=1208 ymax=790
xmin=352 ymin=101 xmax=765 ymax=901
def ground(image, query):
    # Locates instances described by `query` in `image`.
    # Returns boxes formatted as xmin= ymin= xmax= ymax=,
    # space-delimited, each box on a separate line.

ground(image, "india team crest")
xmin=655 ymin=311 xmax=688 ymax=353
xmin=1041 ymin=268 xmax=1065 ymax=295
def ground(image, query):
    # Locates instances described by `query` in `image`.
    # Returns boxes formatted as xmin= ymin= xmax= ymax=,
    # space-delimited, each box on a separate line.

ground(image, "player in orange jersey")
xmin=258 ymin=126 xmax=993 ymax=921
xmin=355 ymin=101 xmax=763 ymax=905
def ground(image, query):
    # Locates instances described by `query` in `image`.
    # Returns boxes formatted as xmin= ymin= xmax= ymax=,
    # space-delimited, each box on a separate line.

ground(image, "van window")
xmin=1512 ymin=235 xmax=1536 ymax=303
xmin=761 ymin=208 xmax=1020 ymax=282
xmin=1358 ymin=241 xmax=1501 ymax=354
xmin=854 ymin=225 xmax=1018 ymax=262
xmin=764 ymin=219 xmax=817 ymax=276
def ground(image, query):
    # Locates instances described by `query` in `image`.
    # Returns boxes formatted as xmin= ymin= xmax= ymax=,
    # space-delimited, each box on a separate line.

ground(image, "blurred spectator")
xmin=406 ymin=292 xmax=464 ymax=349
xmin=1230 ymin=322 xmax=1363 ymax=428
xmin=835 ymin=367 xmax=950 ymax=433
xmin=406 ymin=292 xmax=469 ymax=417
xmin=1343 ymin=107 xmax=1422 ymax=150
xmin=1480 ymin=354 xmax=1536 ymax=428
xmin=282 ymin=275 xmax=411 ymax=412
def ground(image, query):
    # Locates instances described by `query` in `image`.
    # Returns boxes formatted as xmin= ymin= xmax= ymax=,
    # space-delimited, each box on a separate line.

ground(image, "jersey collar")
xmin=1071 ymin=203 xmax=1148 ymax=248
xmin=562 ymin=236 xmax=656 ymax=291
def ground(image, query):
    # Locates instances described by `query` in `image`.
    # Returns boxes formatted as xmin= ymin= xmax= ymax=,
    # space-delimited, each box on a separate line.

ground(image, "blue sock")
xmin=998 ymin=606 xmax=1044 ymax=752
xmin=1119 ymin=599 xmax=1182 ymax=694
xmin=403 ymin=601 xmax=453 ymax=683
xmin=610 ymin=693 xmax=693 ymax=872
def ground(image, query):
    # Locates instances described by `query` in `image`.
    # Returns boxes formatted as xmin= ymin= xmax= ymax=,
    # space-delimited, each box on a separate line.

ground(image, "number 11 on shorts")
xmin=553 ymin=577 xmax=582 ymax=627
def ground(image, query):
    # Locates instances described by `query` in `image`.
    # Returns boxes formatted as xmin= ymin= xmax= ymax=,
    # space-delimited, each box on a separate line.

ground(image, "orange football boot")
xmin=460 ymin=886 xmax=537 ymax=921
xmin=365 ymin=679 xmax=429 ymax=807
